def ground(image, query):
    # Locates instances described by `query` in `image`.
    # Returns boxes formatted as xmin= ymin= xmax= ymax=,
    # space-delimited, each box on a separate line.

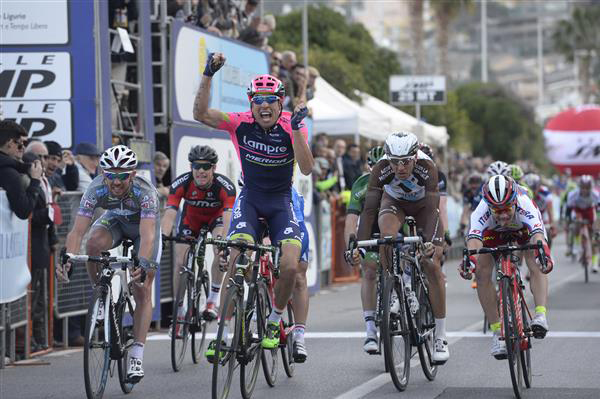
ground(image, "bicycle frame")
xmin=497 ymin=253 xmax=531 ymax=348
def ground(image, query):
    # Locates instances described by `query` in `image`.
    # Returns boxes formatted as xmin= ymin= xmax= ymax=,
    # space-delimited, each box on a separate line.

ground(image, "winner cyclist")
xmin=193 ymin=52 xmax=313 ymax=354
xmin=56 ymin=145 xmax=161 ymax=382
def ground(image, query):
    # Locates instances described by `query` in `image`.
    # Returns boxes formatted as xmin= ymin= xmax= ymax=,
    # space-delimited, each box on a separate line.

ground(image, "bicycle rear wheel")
xmin=116 ymin=297 xmax=135 ymax=393
xmin=382 ymin=275 xmax=410 ymax=391
xmin=260 ymin=282 xmax=278 ymax=387
xmin=519 ymin=301 xmax=532 ymax=388
xmin=281 ymin=304 xmax=295 ymax=378
xmin=192 ymin=270 xmax=210 ymax=364
xmin=501 ymin=278 xmax=523 ymax=399
xmin=171 ymin=278 xmax=192 ymax=372
xmin=240 ymin=285 xmax=262 ymax=399
xmin=83 ymin=287 xmax=111 ymax=399
xmin=212 ymin=286 xmax=242 ymax=399
xmin=414 ymin=277 xmax=438 ymax=381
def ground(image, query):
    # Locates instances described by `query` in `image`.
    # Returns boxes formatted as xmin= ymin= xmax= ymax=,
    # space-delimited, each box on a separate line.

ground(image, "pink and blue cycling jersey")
xmin=217 ymin=111 xmax=308 ymax=193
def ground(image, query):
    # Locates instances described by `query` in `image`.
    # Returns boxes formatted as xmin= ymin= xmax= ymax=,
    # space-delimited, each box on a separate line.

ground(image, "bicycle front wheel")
xmin=382 ymin=276 xmax=410 ymax=391
xmin=83 ymin=287 xmax=111 ymax=399
xmin=259 ymin=282 xmax=278 ymax=387
xmin=192 ymin=270 xmax=210 ymax=364
xmin=240 ymin=285 xmax=262 ymax=399
xmin=171 ymin=278 xmax=192 ymax=372
xmin=212 ymin=286 xmax=242 ymax=399
xmin=501 ymin=278 xmax=523 ymax=398
xmin=281 ymin=304 xmax=296 ymax=378
xmin=414 ymin=278 xmax=438 ymax=381
xmin=520 ymin=299 xmax=532 ymax=388
xmin=116 ymin=297 xmax=135 ymax=393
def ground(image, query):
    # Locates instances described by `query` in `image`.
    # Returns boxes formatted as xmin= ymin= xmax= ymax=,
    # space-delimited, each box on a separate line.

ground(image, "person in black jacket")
xmin=0 ymin=120 xmax=43 ymax=219
xmin=44 ymin=141 xmax=79 ymax=191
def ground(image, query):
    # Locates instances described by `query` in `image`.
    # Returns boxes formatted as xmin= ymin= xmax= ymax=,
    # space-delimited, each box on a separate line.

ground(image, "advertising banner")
xmin=0 ymin=191 xmax=31 ymax=304
xmin=390 ymin=75 xmax=446 ymax=105
xmin=544 ymin=105 xmax=600 ymax=176
xmin=0 ymin=0 xmax=69 ymax=45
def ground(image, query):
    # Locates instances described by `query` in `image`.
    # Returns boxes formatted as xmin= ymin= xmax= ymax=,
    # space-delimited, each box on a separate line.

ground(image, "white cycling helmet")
xmin=486 ymin=160 xmax=509 ymax=177
xmin=99 ymin=145 xmax=138 ymax=170
xmin=522 ymin=173 xmax=541 ymax=191
xmin=384 ymin=132 xmax=419 ymax=158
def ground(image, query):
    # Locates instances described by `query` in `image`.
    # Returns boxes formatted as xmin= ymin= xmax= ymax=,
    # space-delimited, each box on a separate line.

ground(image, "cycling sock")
xmin=364 ymin=311 xmax=376 ymax=336
xmin=535 ymin=306 xmax=547 ymax=315
xmin=268 ymin=307 xmax=284 ymax=324
xmin=208 ymin=283 xmax=221 ymax=303
xmin=593 ymin=255 xmax=598 ymax=268
xmin=293 ymin=324 xmax=306 ymax=342
xmin=490 ymin=322 xmax=501 ymax=332
xmin=130 ymin=342 xmax=144 ymax=360
xmin=177 ymin=302 xmax=187 ymax=317
xmin=435 ymin=318 xmax=447 ymax=340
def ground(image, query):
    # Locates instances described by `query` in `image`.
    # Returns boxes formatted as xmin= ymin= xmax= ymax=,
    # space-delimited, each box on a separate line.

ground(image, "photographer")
xmin=0 ymin=120 xmax=43 ymax=219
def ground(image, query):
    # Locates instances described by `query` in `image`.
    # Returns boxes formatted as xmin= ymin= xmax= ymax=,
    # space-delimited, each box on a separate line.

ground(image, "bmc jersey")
xmin=167 ymin=172 xmax=236 ymax=227
xmin=468 ymin=191 xmax=545 ymax=241
xmin=217 ymin=111 xmax=309 ymax=193
xmin=78 ymin=175 xmax=159 ymax=222
xmin=566 ymin=188 xmax=600 ymax=210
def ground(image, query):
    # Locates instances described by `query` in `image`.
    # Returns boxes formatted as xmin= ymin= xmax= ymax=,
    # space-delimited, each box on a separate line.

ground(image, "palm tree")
xmin=409 ymin=0 xmax=425 ymax=74
xmin=430 ymin=0 xmax=472 ymax=80
xmin=552 ymin=5 xmax=600 ymax=104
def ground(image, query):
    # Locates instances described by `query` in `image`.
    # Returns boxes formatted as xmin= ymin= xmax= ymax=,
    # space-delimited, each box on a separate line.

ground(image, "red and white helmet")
xmin=483 ymin=175 xmax=518 ymax=208
xmin=579 ymin=174 xmax=594 ymax=189
xmin=246 ymin=74 xmax=286 ymax=101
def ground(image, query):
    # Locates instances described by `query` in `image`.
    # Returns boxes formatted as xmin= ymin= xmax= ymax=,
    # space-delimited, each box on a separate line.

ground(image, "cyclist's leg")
xmin=292 ymin=223 xmax=310 ymax=331
xmin=361 ymin=255 xmax=379 ymax=353
xmin=474 ymin=253 xmax=498 ymax=323
xmin=208 ymin=218 xmax=226 ymax=311
xmin=86 ymin=212 xmax=120 ymax=282
xmin=172 ymin=222 xmax=198 ymax=296
xmin=377 ymin=192 xmax=404 ymax=273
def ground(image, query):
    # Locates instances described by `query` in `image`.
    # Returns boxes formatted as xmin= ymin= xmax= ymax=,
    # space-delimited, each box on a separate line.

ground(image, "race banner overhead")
xmin=544 ymin=105 xmax=600 ymax=176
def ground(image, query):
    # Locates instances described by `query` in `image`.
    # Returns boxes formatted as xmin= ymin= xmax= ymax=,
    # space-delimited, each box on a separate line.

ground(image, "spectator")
xmin=239 ymin=13 xmax=275 ymax=50
xmin=342 ymin=143 xmax=363 ymax=189
xmin=0 ymin=120 xmax=43 ymax=219
xmin=279 ymin=50 xmax=297 ymax=81
xmin=238 ymin=0 xmax=259 ymax=30
xmin=270 ymin=51 xmax=282 ymax=78
xmin=44 ymin=141 xmax=79 ymax=192
xmin=154 ymin=151 xmax=171 ymax=198
xmin=332 ymin=139 xmax=347 ymax=190
xmin=284 ymin=64 xmax=308 ymax=111
xmin=306 ymin=66 xmax=320 ymax=101
xmin=74 ymin=142 xmax=101 ymax=192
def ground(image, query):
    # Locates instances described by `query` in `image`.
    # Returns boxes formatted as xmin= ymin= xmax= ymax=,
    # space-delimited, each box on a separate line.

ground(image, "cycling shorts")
xmin=92 ymin=210 xmax=162 ymax=266
xmin=574 ymin=208 xmax=595 ymax=224
xmin=228 ymin=188 xmax=302 ymax=247
xmin=299 ymin=222 xmax=309 ymax=263
xmin=177 ymin=214 xmax=223 ymax=237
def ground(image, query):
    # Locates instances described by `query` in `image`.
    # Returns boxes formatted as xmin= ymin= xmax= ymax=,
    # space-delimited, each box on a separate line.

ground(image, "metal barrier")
xmin=8 ymin=295 xmax=29 ymax=361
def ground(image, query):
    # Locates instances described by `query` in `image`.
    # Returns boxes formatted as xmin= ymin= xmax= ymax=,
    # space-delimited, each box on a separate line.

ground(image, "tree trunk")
xmin=437 ymin=14 xmax=450 ymax=79
xmin=409 ymin=0 xmax=425 ymax=74
xmin=579 ymin=54 xmax=592 ymax=104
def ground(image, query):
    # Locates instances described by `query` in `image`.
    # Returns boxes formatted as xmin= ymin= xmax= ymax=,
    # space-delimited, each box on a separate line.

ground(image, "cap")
xmin=75 ymin=142 xmax=101 ymax=156
xmin=44 ymin=141 xmax=62 ymax=157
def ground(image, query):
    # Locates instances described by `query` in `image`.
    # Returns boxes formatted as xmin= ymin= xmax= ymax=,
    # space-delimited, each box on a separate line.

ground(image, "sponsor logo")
xmin=187 ymin=200 xmax=220 ymax=208
xmin=516 ymin=206 xmax=534 ymax=220
xmin=233 ymin=206 xmax=242 ymax=219
xmin=172 ymin=173 xmax=190 ymax=188
xmin=470 ymin=229 xmax=481 ymax=235
xmin=242 ymin=136 xmax=287 ymax=155
xmin=183 ymin=229 xmax=192 ymax=236
xmin=236 ymin=222 xmax=247 ymax=229
xmin=216 ymin=175 xmax=234 ymax=192
xmin=284 ymin=227 xmax=293 ymax=235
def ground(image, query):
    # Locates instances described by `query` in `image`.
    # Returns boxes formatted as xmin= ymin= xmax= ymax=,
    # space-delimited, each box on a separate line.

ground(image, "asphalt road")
xmin=2 ymin=234 xmax=600 ymax=399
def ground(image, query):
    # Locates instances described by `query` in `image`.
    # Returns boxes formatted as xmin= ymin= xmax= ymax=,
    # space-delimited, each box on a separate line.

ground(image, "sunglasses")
xmin=104 ymin=171 xmax=133 ymax=181
xmin=11 ymin=139 xmax=25 ymax=150
xmin=388 ymin=157 xmax=414 ymax=166
xmin=251 ymin=95 xmax=279 ymax=105
xmin=192 ymin=162 xmax=213 ymax=171
xmin=490 ymin=205 xmax=515 ymax=215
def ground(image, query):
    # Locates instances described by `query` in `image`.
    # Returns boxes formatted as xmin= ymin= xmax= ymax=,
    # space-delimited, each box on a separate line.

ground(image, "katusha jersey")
xmin=217 ymin=111 xmax=308 ymax=193
xmin=566 ymin=188 xmax=600 ymax=210
xmin=467 ymin=190 xmax=546 ymax=241
xmin=78 ymin=174 xmax=159 ymax=223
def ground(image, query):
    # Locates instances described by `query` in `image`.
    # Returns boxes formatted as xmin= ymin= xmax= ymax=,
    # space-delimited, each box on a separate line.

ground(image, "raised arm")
xmin=290 ymin=103 xmax=314 ymax=175
xmin=193 ymin=52 xmax=228 ymax=129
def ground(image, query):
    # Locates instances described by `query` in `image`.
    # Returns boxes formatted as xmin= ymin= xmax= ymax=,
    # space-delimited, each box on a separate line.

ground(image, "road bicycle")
xmin=162 ymin=230 xmax=213 ymax=371
xmin=208 ymin=238 xmax=280 ymax=399
xmin=570 ymin=219 xmax=593 ymax=283
xmin=61 ymin=240 xmax=142 ymax=399
xmin=463 ymin=240 xmax=548 ymax=399
xmin=350 ymin=217 xmax=438 ymax=392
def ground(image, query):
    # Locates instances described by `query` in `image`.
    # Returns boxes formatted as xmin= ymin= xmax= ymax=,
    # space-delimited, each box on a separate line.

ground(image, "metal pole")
xmin=93 ymin=0 xmax=105 ymax=149
xmin=302 ymin=0 xmax=309 ymax=67
xmin=415 ymin=103 xmax=421 ymax=121
xmin=537 ymin=0 xmax=544 ymax=105
xmin=481 ymin=0 xmax=488 ymax=83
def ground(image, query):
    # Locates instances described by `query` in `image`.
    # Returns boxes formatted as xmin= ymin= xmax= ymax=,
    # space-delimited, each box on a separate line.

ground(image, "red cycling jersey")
xmin=167 ymin=172 xmax=236 ymax=235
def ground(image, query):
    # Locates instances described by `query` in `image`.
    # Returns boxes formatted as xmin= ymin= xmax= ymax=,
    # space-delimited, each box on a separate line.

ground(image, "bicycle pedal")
xmin=432 ymin=359 xmax=447 ymax=366
xmin=531 ymin=325 xmax=547 ymax=339
xmin=366 ymin=349 xmax=380 ymax=355
xmin=493 ymin=353 xmax=508 ymax=360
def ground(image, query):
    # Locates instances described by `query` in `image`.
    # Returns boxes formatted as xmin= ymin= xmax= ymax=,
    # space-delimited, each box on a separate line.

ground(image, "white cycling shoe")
xmin=531 ymin=313 xmax=548 ymax=339
xmin=363 ymin=334 xmax=379 ymax=354
xmin=127 ymin=357 xmax=144 ymax=383
xmin=432 ymin=338 xmax=449 ymax=364
xmin=491 ymin=331 xmax=507 ymax=359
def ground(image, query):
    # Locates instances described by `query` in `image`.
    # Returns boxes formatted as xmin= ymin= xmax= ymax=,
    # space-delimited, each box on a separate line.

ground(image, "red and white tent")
xmin=544 ymin=105 xmax=600 ymax=176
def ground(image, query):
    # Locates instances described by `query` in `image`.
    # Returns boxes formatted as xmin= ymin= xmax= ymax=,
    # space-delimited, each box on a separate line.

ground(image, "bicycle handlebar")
xmin=463 ymin=240 xmax=548 ymax=272
xmin=64 ymin=253 xmax=134 ymax=264
xmin=349 ymin=234 xmax=422 ymax=250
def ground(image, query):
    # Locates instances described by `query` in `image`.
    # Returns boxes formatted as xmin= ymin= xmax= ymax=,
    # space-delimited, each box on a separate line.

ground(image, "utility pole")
xmin=481 ymin=0 xmax=488 ymax=82
xmin=537 ymin=0 xmax=544 ymax=106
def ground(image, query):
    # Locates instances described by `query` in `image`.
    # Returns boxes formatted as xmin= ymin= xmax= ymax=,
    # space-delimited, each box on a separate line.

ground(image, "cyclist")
xmin=161 ymin=145 xmax=236 ymax=331
xmin=234 ymin=174 xmax=311 ymax=362
xmin=486 ymin=160 xmax=510 ymax=178
xmin=343 ymin=146 xmax=387 ymax=354
xmin=460 ymin=175 xmax=553 ymax=359
xmin=566 ymin=175 xmax=600 ymax=272
xmin=523 ymin=173 xmax=557 ymax=246
xmin=354 ymin=132 xmax=449 ymax=364
xmin=561 ymin=177 xmax=579 ymax=256
xmin=509 ymin=164 xmax=534 ymax=199
xmin=56 ymin=145 xmax=161 ymax=382
xmin=193 ymin=52 xmax=313 ymax=354
xmin=459 ymin=172 xmax=484 ymax=237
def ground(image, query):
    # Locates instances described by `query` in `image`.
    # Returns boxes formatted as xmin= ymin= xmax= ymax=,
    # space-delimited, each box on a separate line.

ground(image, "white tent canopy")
xmin=308 ymin=77 xmax=390 ymax=141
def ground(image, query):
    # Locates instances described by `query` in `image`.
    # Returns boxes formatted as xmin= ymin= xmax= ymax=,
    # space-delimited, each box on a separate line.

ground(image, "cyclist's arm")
xmin=357 ymin=187 xmax=383 ymax=241
xmin=221 ymin=209 xmax=232 ymax=237
xmin=161 ymin=173 xmax=188 ymax=235
xmin=161 ymin=208 xmax=177 ymax=236
xmin=459 ymin=204 xmax=471 ymax=229
xmin=292 ymin=122 xmax=314 ymax=175
xmin=344 ymin=213 xmax=359 ymax=247
xmin=218 ymin=175 xmax=236 ymax=237
xmin=439 ymin=194 xmax=448 ymax=233
xmin=138 ymin=218 xmax=157 ymax=263
xmin=193 ymin=75 xmax=228 ymax=129
xmin=65 ymin=215 xmax=92 ymax=254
